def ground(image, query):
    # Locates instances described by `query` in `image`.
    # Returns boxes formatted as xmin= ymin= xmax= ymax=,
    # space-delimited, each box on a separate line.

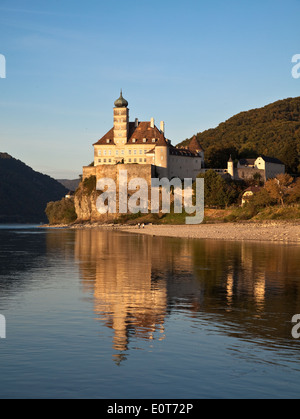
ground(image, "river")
xmin=0 ymin=225 xmax=300 ymax=399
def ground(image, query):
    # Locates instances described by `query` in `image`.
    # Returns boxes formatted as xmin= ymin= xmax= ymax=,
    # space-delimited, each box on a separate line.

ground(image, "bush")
xmin=45 ymin=198 xmax=77 ymax=225
xmin=223 ymin=205 xmax=259 ymax=222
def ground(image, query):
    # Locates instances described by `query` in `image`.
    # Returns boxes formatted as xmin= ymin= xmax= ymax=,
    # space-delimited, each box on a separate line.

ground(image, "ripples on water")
xmin=0 ymin=225 xmax=300 ymax=399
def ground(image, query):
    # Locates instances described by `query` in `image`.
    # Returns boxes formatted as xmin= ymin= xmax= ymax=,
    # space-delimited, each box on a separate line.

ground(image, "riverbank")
xmin=118 ymin=221 xmax=300 ymax=243
xmin=43 ymin=220 xmax=300 ymax=243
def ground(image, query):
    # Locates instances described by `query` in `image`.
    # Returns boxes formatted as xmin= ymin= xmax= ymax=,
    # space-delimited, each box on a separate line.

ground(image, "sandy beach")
xmin=47 ymin=221 xmax=300 ymax=243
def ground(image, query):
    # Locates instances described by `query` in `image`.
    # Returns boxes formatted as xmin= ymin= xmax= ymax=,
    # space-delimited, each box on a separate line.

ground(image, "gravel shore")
xmin=116 ymin=221 xmax=300 ymax=243
xmin=46 ymin=221 xmax=300 ymax=243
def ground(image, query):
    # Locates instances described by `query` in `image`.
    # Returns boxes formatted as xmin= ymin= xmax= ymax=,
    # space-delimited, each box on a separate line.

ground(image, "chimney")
xmin=150 ymin=117 xmax=155 ymax=128
xmin=160 ymin=121 xmax=165 ymax=134
xmin=135 ymin=118 xmax=139 ymax=127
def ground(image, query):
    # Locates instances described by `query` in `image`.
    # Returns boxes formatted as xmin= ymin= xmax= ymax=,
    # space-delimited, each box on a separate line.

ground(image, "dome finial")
xmin=114 ymin=90 xmax=128 ymax=108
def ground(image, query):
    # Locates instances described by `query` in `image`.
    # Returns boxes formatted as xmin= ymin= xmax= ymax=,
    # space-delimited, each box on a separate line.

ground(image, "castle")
xmin=82 ymin=91 xmax=285 ymax=185
xmin=83 ymin=91 xmax=204 ymax=181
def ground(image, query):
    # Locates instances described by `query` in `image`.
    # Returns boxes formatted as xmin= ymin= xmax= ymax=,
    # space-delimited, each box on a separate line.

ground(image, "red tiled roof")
xmin=93 ymin=122 xmax=168 ymax=146
xmin=187 ymin=135 xmax=204 ymax=152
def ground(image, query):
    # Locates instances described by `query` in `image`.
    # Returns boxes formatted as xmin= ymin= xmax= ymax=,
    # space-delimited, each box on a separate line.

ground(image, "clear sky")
xmin=0 ymin=0 xmax=300 ymax=178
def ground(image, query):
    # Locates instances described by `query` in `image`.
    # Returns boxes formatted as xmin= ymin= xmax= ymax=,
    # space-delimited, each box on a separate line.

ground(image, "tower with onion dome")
xmin=113 ymin=90 xmax=129 ymax=145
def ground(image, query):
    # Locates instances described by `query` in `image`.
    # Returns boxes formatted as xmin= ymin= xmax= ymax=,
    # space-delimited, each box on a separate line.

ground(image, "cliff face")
xmin=74 ymin=174 xmax=174 ymax=224
xmin=74 ymin=187 xmax=100 ymax=221
xmin=74 ymin=165 xmax=156 ymax=223
xmin=74 ymin=177 xmax=119 ymax=222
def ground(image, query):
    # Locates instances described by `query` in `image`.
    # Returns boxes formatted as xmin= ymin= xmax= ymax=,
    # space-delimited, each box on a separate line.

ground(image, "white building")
xmin=228 ymin=155 xmax=285 ymax=182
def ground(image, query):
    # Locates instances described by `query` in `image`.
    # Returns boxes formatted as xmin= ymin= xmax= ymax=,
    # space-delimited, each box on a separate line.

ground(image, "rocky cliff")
xmin=74 ymin=176 xmax=119 ymax=223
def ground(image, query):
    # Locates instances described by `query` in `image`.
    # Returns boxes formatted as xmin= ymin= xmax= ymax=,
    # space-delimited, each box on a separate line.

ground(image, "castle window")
xmin=121 ymin=150 xmax=124 ymax=155
xmin=134 ymin=150 xmax=137 ymax=155
xmin=143 ymin=138 xmax=147 ymax=143
xmin=132 ymin=138 xmax=136 ymax=143
xmin=103 ymin=159 xmax=107 ymax=163
xmin=144 ymin=150 xmax=147 ymax=154
xmin=108 ymin=159 xmax=111 ymax=163
xmin=106 ymin=139 xmax=110 ymax=144
xmin=128 ymin=150 xmax=132 ymax=155
xmin=139 ymin=158 xmax=142 ymax=162
xmin=134 ymin=158 xmax=137 ymax=163
xmin=98 ymin=159 xmax=101 ymax=163
xmin=144 ymin=158 xmax=147 ymax=162
xmin=108 ymin=150 xmax=111 ymax=155
xmin=129 ymin=158 xmax=132 ymax=163
xmin=116 ymin=150 xmax=119 ymax=156
xmin=152 ymin=138 xmax=156 ymax=143
xmin=139 ymin=149 xmax=143 ymax=155
xmin=98 ymin=150 xmax=101 ymax=156
xmin=103 ymin=150 xmax=107 ymax=156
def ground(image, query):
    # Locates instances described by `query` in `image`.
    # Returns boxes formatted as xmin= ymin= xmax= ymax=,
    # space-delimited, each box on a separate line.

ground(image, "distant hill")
xmin=56 ymin=178 xmax=80 ymax=192
xmin=178 ymin=97 xmax=300 ymax=173
xmin=0 ymin=153 xmax=68 ymax=223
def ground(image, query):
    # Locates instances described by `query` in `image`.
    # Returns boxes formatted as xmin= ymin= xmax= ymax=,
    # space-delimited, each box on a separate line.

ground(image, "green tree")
xmin=204 ymin=146 xmax=238 ymax=169
xmin=248 ymin=188 xmax=274 ymax=208
xmin=278 ymin=140 xmax=299 ymax=174
xmin=196 ymin=170 xmax=238 ymax=208
xmin=45 ymin=198 xmax=77 ymax=225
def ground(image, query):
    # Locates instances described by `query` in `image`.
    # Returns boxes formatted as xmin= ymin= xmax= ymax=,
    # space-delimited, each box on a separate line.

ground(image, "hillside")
xmin=0 ymin=153 xmax=68 ymax=223
xmin=178 ymin=97 xmax=300 ymax=173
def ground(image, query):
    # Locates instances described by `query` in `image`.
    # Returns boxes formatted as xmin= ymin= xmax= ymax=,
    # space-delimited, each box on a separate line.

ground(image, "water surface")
xmin=0 ymin=225 xmax=300 ymax=399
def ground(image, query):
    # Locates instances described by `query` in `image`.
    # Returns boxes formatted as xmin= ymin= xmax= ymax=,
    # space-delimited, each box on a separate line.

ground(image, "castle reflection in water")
xmin=68 ymin=229 xmax=300 ymax=363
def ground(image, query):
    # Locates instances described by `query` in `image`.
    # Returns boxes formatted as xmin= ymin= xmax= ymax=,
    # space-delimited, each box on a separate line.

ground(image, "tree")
xmin=196 ymin=170 xmax=238 ymax=208
xmin=287 ymin=178 xmax=300 ymax=203
xmin=248 ymin=188 xmax=274 ymax=208
xmin=45 ymin=198 xmax=77 ymax=225
xmin=264 ymin=174 xmax=294 ymax=206
xmin=204 ymin=146 xmax=238 ymax=169
xmin=277 ymin=140 xmax=299 ymax=174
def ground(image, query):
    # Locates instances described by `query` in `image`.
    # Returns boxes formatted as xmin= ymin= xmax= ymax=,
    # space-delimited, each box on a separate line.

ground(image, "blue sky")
xmin=0 ymin=0 xmax=300 ymax=178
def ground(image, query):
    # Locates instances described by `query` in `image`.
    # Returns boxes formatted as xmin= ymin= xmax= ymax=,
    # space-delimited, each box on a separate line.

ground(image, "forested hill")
xmin=178 ymin=97 xmax=300 ymax=173
xmin=0 ymin=153 xmax=68 ymax=223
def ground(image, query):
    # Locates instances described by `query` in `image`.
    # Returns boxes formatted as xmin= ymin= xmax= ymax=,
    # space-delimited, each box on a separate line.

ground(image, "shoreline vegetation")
xmin=44 ymin=171 xmax=300 ymax=243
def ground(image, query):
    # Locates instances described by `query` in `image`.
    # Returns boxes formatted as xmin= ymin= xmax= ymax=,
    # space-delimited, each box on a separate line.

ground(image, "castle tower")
xmin=187 ymin=135 xmax=205 ymax=168
xmin=113 ymin=90 xmax=129 ymax=145
xmin=227 ymin=155 xmax=234 ymax=178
